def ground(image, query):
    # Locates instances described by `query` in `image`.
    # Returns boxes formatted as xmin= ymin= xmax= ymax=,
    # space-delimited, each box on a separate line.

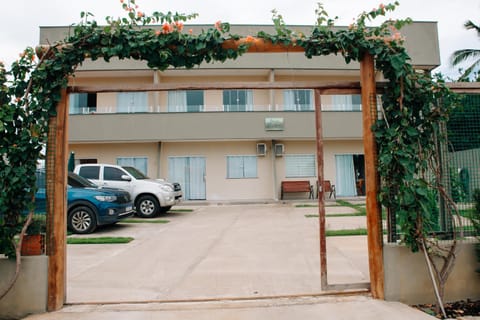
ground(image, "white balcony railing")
xmin=69 ymin=104 xmax=364 ymax=115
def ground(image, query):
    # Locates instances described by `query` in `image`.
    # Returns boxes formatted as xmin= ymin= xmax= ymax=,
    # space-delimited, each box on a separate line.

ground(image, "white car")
xmin=74 ymin=164 xmax=182 ymax=218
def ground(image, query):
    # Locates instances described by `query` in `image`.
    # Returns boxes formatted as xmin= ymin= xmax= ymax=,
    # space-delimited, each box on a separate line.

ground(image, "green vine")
xmin=0 ymin=0 xmax=458 ymax=260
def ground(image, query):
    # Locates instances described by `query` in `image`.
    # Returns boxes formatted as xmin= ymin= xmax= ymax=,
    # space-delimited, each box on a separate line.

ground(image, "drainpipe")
xmin=269 ymin=69 xmax=275 ymax=111
xmin=153 ymin=70 xmax=161 ymax=112
xmin=157 ymin=141 xmax=162 ymax=178
xmin=272 ymin=139 xmax=278 ymax=201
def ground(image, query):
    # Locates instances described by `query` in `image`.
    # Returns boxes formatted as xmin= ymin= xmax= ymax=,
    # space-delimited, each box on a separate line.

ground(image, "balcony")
xmin=68 ymin=109 xmax=363 ymax=143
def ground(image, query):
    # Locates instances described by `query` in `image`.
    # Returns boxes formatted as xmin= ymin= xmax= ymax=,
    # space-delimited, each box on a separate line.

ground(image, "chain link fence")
xmin=387 ymin=92 xmax=480 ymax=243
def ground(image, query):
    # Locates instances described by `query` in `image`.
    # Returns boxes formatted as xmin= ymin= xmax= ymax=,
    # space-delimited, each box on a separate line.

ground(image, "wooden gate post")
xmin=46 ymin=89 xmax=68 ymax=311
xmin=314 ymin=89 xmax=328 ymax=290
xmin=360 ymin=53 xmax=385 ymax=299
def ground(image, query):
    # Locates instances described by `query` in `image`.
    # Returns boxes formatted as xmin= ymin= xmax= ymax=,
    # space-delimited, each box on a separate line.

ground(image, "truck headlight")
xmin=159 ymin=184 xmax=173 ymax=192
xmin=95 ymin=195 xmax=117 ymax=202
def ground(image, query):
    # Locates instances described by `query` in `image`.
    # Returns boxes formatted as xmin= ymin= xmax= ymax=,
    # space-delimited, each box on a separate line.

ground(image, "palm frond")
xmin=450 ymin=49 xmax=480 ymax=66
xmin=458 ymin=59 xmax=480 ymax=81
xmin=464 ymin=20 xmax=480 ymax=36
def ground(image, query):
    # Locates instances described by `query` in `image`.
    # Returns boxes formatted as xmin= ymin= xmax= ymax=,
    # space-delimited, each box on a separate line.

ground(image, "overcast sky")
xmin=0 ymin=0 xmax=478 ymax=79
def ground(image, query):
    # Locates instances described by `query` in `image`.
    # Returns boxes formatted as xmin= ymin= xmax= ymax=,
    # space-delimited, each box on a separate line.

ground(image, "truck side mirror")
xmin=121 ymin=175 xmax=132 ymax=181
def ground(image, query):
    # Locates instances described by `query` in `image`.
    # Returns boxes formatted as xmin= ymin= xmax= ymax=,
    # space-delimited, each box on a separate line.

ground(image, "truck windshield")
xmin=122 ymin=166 xmax=149 ymax=179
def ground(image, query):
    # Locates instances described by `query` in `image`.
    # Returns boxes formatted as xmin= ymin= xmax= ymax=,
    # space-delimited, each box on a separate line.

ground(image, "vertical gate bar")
xmin=360 ymin=53 xmax=385 ymax=299
xmin=47 ymin=89 xmax=68 ymax=311
xmin=314 ymin=89 xmax=328 ymax=290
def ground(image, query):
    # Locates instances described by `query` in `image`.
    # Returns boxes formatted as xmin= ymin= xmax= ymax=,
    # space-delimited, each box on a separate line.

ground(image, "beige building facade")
xmin=40 ymin=23 xmax=440 ymax=201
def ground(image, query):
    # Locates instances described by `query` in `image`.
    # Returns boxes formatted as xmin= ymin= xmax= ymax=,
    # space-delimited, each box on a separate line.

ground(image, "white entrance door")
xmin=335 ymin=155 xmax=357 ymax=197
xmin=169 ymin=157 xmax=206 ymax=200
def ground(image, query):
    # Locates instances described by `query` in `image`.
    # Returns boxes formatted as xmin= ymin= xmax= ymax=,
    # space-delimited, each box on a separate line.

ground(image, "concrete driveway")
xmin=66 ymin=202 xmax=369 ymax=303
xmin=23 ymin=201 xmax=436 ymax=320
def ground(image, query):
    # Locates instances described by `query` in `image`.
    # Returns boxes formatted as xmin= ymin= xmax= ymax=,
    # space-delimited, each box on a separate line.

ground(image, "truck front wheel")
xmin=136 ymin=195 xmax=160 ymax=218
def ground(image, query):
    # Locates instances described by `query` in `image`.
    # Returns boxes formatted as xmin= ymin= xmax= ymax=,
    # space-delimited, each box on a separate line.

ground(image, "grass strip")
xmin=67 ymin=237 xmax=134 ymax=244
xmin=335 ymin=199 xmax=366 ymax=215
xmin=121 ymin=219 xmax=170 ymax=224
xmin=326 ymin=229 xmax=367 ymax=237
xmin=305 ymin=213 xmax=366 ymax=218
xmin=295 ymin=204 xmax=338 ymax=208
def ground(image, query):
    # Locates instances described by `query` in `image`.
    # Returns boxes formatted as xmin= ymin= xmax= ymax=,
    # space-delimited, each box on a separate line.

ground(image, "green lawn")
xmin=67 ymin=237 xmax=134 ymax=244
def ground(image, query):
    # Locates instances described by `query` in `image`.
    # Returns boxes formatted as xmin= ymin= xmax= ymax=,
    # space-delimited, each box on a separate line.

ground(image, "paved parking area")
xmin=66 ymin=202 xmax=369 ymax=303
xmin=23 ymin=201 xmax=437 ymax=320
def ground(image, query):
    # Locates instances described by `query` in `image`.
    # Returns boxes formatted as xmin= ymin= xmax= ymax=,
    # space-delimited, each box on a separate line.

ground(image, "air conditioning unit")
xmin=256 ymin=143 xmax=267 ymax=156
xmin=274 ymin=144 xmax=285 ymax=157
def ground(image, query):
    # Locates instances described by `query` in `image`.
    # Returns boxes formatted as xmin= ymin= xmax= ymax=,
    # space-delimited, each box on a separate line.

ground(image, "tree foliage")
xmin=451 ymin=20 xmax=480 ymax=81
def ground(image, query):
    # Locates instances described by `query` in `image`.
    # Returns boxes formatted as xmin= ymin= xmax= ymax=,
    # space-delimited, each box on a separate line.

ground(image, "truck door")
xmin=103 ymin=166 xmax=134 ymax=195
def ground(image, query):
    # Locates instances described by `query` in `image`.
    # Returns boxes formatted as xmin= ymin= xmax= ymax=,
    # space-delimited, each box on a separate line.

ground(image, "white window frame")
xmin=117 ymin=92 xmax=148 ymax=113
xmin=331 ymin=94 xmax=362 ymax=111
xmin=223 ymin=90 xmax=253 ymax=112
xmin=226 ymin=155 xmax=257 ymax=179
xmin=283 ymin=89 xmax=313 ymax=111
xmin=168 ymin=90 xmax=204 ymax=112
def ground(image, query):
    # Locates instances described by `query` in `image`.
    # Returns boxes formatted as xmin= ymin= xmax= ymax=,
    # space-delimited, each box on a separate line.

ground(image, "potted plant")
xmin=21 ymin=217 xmax=46 ymax=256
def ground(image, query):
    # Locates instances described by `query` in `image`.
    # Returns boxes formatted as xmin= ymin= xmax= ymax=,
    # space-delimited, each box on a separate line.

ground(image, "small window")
xmin=69 ymin=93 xmax=97 ymax=114
xmin=168 ymin=90 xmax=204 ymax=112
xmin=78 ymin=166 xmax=100 ymax=180
xmin=223 ymin=90 xmax=253 ymax=112
xmin=226 ymin=155 xmax=257 ymax=179
xmin=331 ymin=95 xmax=362 ymax=111
xmin=104 ymin=167 xmax=126 ymax=181
xmin=117 ymin=92 xmax=148 ymax=113
xmin=284 ymin=90 xmax=313 ymax=111
xmin=285 ymin=154 xmax=316 ymax=177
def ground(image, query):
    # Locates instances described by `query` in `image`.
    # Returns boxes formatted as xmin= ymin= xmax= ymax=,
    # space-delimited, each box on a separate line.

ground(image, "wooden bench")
xmin=281 ymin=180 xmax=313 ymax=199
xmin=316 ymin=180 xmax=336 ymax=199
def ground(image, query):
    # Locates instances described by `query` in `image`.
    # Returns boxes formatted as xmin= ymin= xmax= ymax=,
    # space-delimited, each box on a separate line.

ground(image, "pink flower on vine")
xmin=137 ymin=11 xmax=144 ymax=18
xmin=162 ymin=22 xmax=174 ymax=34
xmin=155 ymin=30 xmax=161 ymax=36
xmin=120 ymin=0 xmax=124 ymax=3
xmin=175 ymin=21 xmax=184 ymax=31
xmin=392 ymin=32 xmax=402 ymax=41
xmin=215 ymin=20 xmax=222 ymax=31
xmin=189 ymin=29 xmax=193 ymax=34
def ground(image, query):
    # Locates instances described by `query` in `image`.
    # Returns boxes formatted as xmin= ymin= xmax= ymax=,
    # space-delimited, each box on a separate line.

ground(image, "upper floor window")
xmin=168 ymin=90 xmax=204 ymax=112
xmin=117 ymin=92 xmax=148 ymax=113
xmin=223 ymin=90 xmax=253 ymax=112
xmin=226 ymin=155 xmax=257 ymax=179
xmin=283 ymin=89 xmax=313 ymax=111
xmin=331 ymin=95 xmax=362 ymax=111
xmin=69 ymin=93 xmax=97 ymax=114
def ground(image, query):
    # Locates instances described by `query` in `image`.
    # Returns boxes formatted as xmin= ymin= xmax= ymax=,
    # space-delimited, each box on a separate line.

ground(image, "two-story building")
xmin=39 ymin=22 xmax=440 ymax=201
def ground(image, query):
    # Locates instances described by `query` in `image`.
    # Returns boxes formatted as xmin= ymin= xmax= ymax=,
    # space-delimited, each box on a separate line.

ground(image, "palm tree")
xmin=451 ymin=20 xmax=480 ymax=81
